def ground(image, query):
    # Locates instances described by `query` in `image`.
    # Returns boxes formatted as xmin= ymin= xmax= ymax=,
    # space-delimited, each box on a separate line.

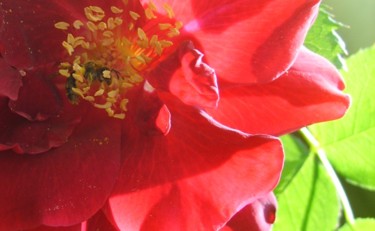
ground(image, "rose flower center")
xmin=54 ymin=3 xmax=182 ymax=119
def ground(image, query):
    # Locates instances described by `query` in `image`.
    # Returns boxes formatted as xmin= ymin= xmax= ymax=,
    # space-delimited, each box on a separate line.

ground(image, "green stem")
xmin=299 ymin=127 xmax=355 ymax=225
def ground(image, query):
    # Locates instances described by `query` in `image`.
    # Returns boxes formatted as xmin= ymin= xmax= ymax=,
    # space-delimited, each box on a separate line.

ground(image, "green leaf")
xmin=274 ymin=134 xmax=309 ymax=194
xmin=274 ymin=155 xmax=340 ymax=231
xmin=304 ymin=7 xmax=347 ymax=69
xmin=310 ymin=45 xmax=375 ymax=189
xmin=339 ymin=218 xmax=375 ymax=231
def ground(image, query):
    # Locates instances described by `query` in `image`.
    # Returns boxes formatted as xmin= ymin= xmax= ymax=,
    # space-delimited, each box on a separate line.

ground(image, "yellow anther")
xmin=114 ymin=17 xmax=123 ymax=26
xmin=107 ymin=17 xmax=115 ymax=29
xmin=103 ymin=31 xmax=114 ymax=37
xmin=94 ymin=88 xmax=105 ymax=96
xmin=87 ymin=21 xmax=98 ymax=32
xmin=158 ymin=23 xmax=172 ymax=30
xmin=145 ymin=8 xmax=156 ymax=19
xmin=73 ymin=38 xmax=87 ymax=48
xmin=150 ymin=35 xmax=158 ymax=47
xmin=102 ymin=38 xmax=115 ymax=46
xmin=72 ymin=73 xmax=84 ymax=82
xmin=113 ymin=113 xmax=126 ymax=119
xmin=163 ymin=3 xmax=175 ymax=18
xmin=84 ymin=96 xmax=95 ymax=102
xmin=67 ymin=33 xmax=75 ymax=44
xmin=62 ymin=41 xmax=74 ymax=55
xmin=128 ymin=22 xmax=135 ymax=31
xmin=54 ymin=21 xmax=70 ymax=30
xmin=120 ymin=99 xmax=129 ymax=111
xmin=106 ymin=108 xmax=115 ymax=117
xmin=60 ymin=62 xmax=71 ymax=68
xmin=129 ymin=11 xmax=140 ymax=21
xmin=59 ymin=69 xmax=71 ymax=77
xmin=154 ymin=41 xmax=162 ymax=55
xmin=106 ymin=97 xmax=116 ymax=103
xmin=137 ymin=28 xmax=148 ymax=41
xmin=84 ymin=6 xmax=105 ymax=22
xmin=160 ymin=40 xmax=173 ymax=48
xmin=94 ymin=102 xmax=112 ymax=109
xmin=167 ymin=28 xmax=180 ymax=37
xmin=72 ymin=88 xmax=85 ymax=98
xmin=73 ymin=20 xmax=84 ymax=29
xmin=73 ymin=63 xmax=83 ymax=72
xmin=98 ymin=22 xmax=107 ymax=30
xmin=175 ymin=21 xmax=183 ymax=29
xmin=107 ymin=89 xmax=119 ymax=98
xmin=147 ymin=1 xmax=156 ymax=10
xmin=111 ymin=6 xmax=124 ymax=14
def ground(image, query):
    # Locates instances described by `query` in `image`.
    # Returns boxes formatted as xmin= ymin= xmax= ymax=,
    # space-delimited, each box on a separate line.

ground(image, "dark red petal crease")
xmin=0 ymin=57 xmax=22 ymax=100
xmin=205 ymin=47 xmax=350 ymax=136
xmin=104 ymin=94 xmax=284 ymax=230
xmin=85 ymin=210 xmax=119 ymax=231
xmin=145 ymin=0 xmax=320 ymax=83
xmin=0 ymin=108 xmax=122 ymax=230
xmin=28 ymin=224 xmax=81 ymax=231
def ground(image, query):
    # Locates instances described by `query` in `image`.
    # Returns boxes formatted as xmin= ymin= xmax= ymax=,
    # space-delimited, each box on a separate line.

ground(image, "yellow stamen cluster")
xmin=54 ymin=2 xmax=183 ymax=119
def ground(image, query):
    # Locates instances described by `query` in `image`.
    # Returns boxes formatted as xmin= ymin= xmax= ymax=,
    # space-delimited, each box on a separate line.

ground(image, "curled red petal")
xmin=145 ymin=0 xmax=320 ymax=83
xmin=104 ymin=94 xmax=283 ymax=230
xmin=205 ymin=48 xmax=350 ymax=136
xmin=223 ymin=193 xmax=277 ymax=231
xmin=147 ymin=41 xmax=219 ymax=109
xmin=0 ymin=108 xmax=122 ymax=230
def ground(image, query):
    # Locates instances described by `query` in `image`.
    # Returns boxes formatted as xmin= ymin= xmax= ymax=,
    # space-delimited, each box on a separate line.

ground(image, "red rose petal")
xmin=223 ymin=193 xmax=277 ymax=231
xmin=205 ymin=48 xmax=350 ymax=136
xmin=104 ymin=94 xmax=283 ymax=230
xmin=0 ymin=107 xmax=122 ymax=230
xmin=145 ymin=0 xmax=320 ymax=83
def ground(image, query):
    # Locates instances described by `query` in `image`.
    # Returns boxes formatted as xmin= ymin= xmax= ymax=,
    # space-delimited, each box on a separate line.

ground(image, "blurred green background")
xmin=324 ymin=0 xmax=375 ymax=220
xmin=324 ymin=0 xmax=375 ymax=54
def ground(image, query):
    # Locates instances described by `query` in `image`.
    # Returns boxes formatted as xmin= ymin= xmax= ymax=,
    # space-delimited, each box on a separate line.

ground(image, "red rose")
xmin=0 ymin=0 xmax=349 ymax=230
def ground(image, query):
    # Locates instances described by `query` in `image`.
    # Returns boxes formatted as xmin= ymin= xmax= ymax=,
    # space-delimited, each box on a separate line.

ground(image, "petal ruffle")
xmin=0 ymin=95 xmax=84 ymax=154
xmin=205 ymin=48 xmax=350 ymax=136
xmin=104 ymin=94 xmax=283 ymax=230
xmin=0 ymin=108 xmax=122 ymax=230
xmin=144 ymin=0 xmax=320 ymax=83
xmin=222 ymin=193 xmax=277 ymax=231
xmin=147 ymin=41 xmax=219 ymax=109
